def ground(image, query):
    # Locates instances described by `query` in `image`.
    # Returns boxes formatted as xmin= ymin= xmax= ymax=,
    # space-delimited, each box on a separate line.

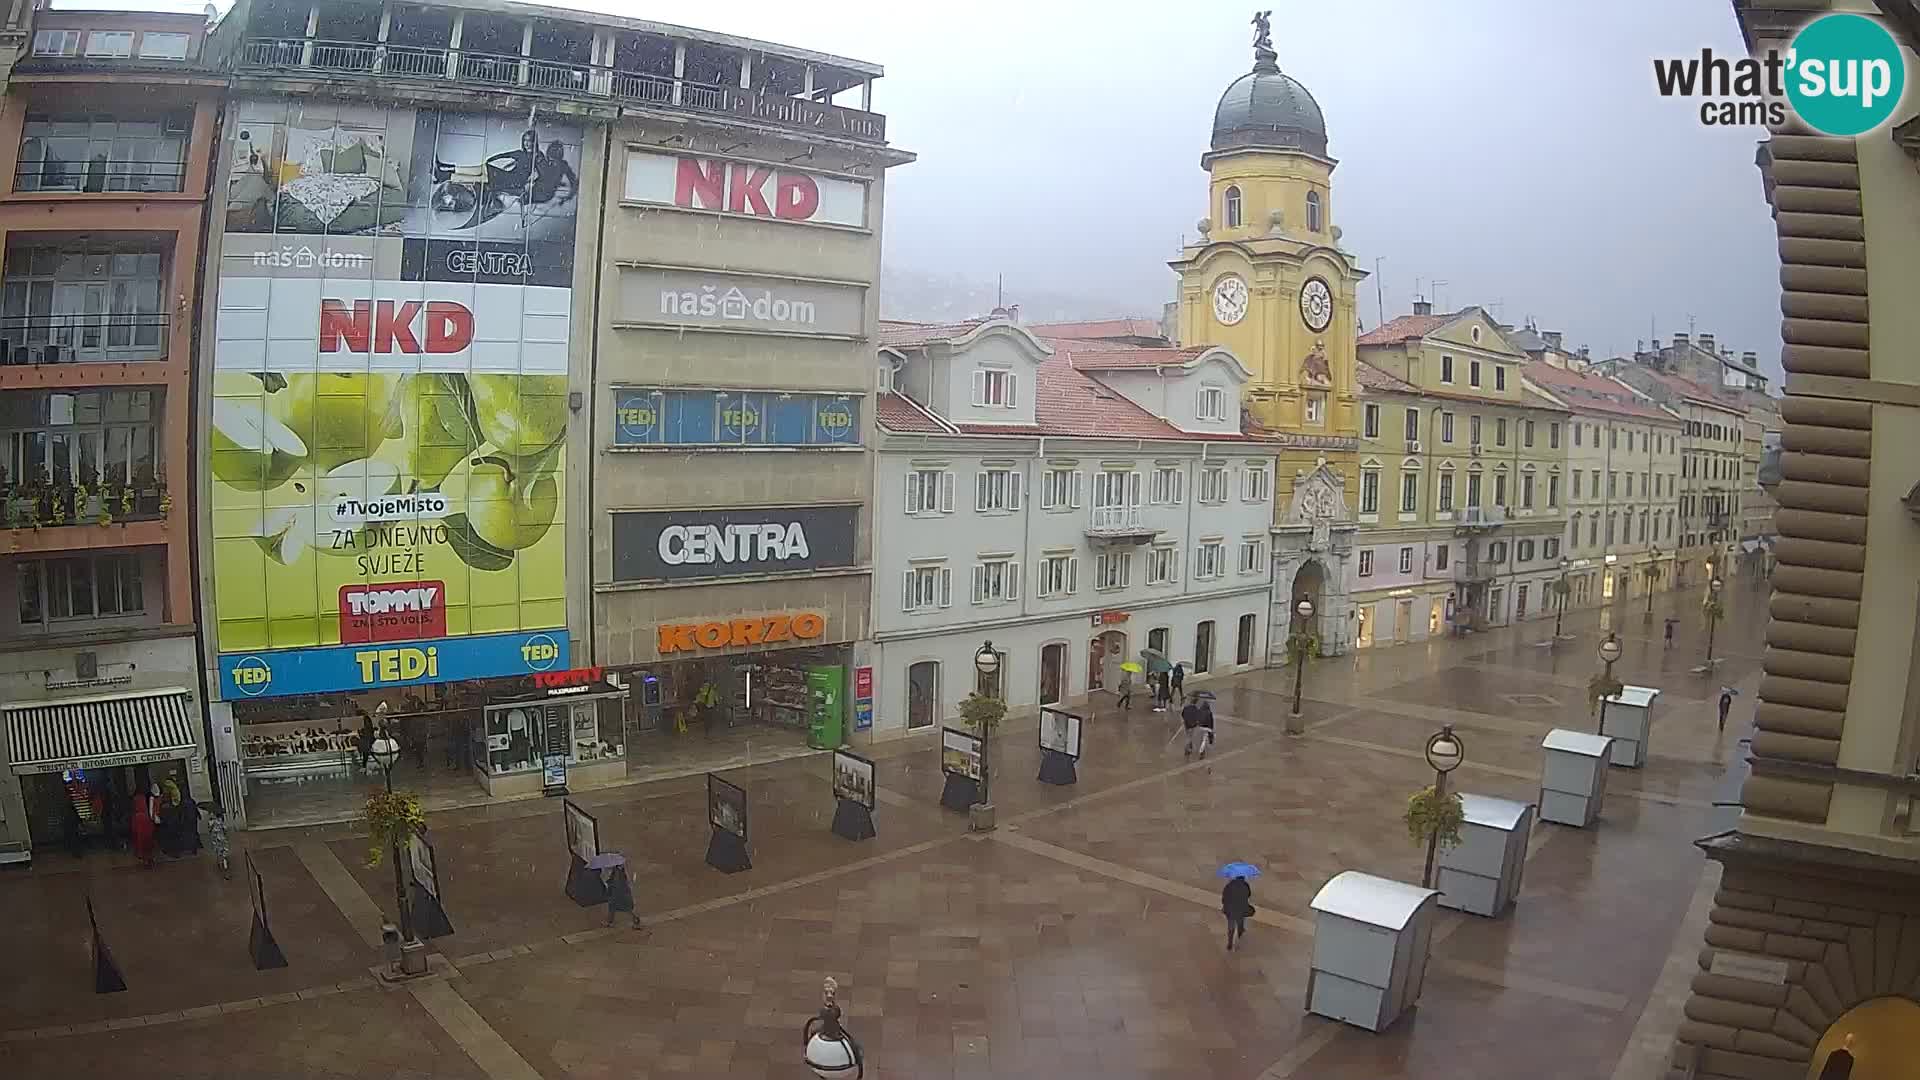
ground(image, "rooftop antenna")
xmin=996 ymin=274 xmax=1003 ymax=310
xmin=1687 ymin=312 xmax=1697 ymax=337
xmin=1373 ymin=256 xmax=1385 ymax=327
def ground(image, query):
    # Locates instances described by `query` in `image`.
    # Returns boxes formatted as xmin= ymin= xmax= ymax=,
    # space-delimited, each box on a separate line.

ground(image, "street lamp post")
xmin=1596 ymin=634 xmax=1623 ymax=736
xmin=1420 ymin=725 xmax=1464 ymax=889
xmin=1643 ymin=546 xmax=1661 ymax=622
xmin=369 ymin=730 xmax=414 ymax=944
xmin=802 ymin=976 xmax=863 ymax=1078
xmin=973 ymin=641 xmax=999 ymax=806
xmin=1288 ymin=598 xmax=1315 ymax=732
xmin=1703 ymin=577 xmax=1724 ymax=672
xmin=1552 ymin=557 xmax=1570 ymax=642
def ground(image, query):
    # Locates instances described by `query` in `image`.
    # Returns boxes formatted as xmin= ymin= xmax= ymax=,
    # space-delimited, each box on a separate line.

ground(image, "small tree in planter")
xmin=958 ymin=690 xmax=1006 ymax=823
xmin=1404 ymin=783 xmax=1465 ymax=886
xmin=361 ymin=789 xmax=426 ymax=940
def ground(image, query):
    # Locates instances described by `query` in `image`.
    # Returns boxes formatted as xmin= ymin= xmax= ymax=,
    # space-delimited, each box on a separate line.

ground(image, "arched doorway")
xmin=1808 ymin=997 xmax=1920 ymax=1079
xmin=1290 ymin=559 xmax=1327 ymax=646
xmin=1087 ymin=630 xmax=1126 ymax=692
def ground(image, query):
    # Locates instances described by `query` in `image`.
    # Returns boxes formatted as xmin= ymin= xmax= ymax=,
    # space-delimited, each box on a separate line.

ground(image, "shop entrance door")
xmin=1430 ymin=599 xmax=1445 ymax=636
xmin=906 ymin=661 xmax=938 ymax=730
xmin=1395 ymin=599 xmax=1414 ymax=643
xmin=1038 ymin=643 xmax=1065 ymax=706
xmin=1087 ymin=630 xmax=1126 ymax=691
xmin=1355 ymin=605 xmax=1373 ymax=648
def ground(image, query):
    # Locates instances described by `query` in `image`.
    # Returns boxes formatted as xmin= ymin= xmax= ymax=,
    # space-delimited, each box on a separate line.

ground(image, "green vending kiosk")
xmin=806 ymin=665 xmax=845 ymax=749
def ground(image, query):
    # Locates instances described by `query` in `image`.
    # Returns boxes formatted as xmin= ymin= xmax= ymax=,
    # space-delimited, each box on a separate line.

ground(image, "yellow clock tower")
xmin=1171 ymin=12 xmax=1367 ymax=656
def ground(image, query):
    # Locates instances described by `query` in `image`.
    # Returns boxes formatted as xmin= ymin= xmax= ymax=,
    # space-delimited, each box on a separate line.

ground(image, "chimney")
xmin=1544 ymin=330 xmax=1563 ymax=350
xmin=1699 ymin=332 xmax=1715 ymax=353
xmin=1673 ymin=332 xmax=1689 ymax=346
xmin=1411 ymin=297 xmax=1432 ymax=316
xmin=1741 ymin=350 xmax=1757 ymax=368
xmin=1578 ymin=345 xmax=1590 ymax=360
xmin=1006 ymin=304 xmax=1020 ymax=324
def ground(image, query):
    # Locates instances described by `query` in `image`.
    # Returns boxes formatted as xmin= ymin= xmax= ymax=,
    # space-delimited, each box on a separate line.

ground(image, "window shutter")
xmin=1070 ymin=471 xmax=1082 ymax=509
xmin=1128 ymin=471 xmax=1142 ymax=507
xmin=902 ymin=570 xmax=914 ymax=612
xmin=975 ymin=471 xmax=989 ymax=511
xmin=940 ymin=471 xmax=955 ymax=513
xmin=971 ymin=369 xmax=986 ymax=407
xmin=1008 ymin=470 xmax=1023 ymax=510
xmin=1170 ymin=547 xmax=1181 ymax=583
xmin=1173 ymin=470 xmax=1184 ymax=505
xmin=905 ymin=472 xmax=921 ymax=515
xmin=1005 ymin=372 xmax=1019 ymax=409
xmin=1007 ymin=562 xmax=1019 ymax=599
xmin=972 ymin=564 xmax=986 ymax=604
xmin=939 ymin=566 xmax=952 ymax=607
xmin=1068 ymin=556 xmax=1078 ymax=594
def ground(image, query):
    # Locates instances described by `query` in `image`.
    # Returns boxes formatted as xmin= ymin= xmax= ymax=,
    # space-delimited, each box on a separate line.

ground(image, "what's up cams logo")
xmin=1655 ymin=13 xmax=1907 ymax=136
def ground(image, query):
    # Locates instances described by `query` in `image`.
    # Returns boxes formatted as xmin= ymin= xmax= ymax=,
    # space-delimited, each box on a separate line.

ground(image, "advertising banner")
xmin=611 ymin=388 xmax=859 ymax=448
xmin=622 ymin=150 xmax=867 ymax=228
xmin=615 ymin=266 xmax=866 ymax=337
xmin=211 ymin=100 xmax=579 ymax=696
xmin=611 ymin=505 xmax=858 ymax=583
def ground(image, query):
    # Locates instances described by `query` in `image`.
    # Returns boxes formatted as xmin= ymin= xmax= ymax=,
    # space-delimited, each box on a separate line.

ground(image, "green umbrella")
xmin=1139 ymin=648 xmax=1173 ymax=674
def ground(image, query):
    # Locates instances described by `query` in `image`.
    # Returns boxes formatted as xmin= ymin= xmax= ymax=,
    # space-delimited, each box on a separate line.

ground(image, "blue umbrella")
xmin=1217 ymin=861 xmax=1262 ymax=879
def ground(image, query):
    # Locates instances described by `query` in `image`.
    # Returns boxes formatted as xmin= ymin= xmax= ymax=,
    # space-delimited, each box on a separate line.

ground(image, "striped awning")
xmin=4 ymin=687 xmax=198 ymax=775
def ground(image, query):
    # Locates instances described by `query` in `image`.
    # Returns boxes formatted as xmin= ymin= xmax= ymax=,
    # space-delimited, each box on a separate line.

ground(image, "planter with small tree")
xmin=958 ymin=690 xmax=1005 ymax=831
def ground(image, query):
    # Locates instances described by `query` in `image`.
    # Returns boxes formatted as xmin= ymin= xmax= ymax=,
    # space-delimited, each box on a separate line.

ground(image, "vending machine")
xmin=805 ymin=665 xmax=844 ymax=750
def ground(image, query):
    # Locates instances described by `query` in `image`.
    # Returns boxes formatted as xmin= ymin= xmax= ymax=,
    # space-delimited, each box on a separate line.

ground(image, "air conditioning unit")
xmin=1469 ymin=442 xmax=1483 ymax=457
xmin=1406 ymin=439 xmax=1422 ymax=453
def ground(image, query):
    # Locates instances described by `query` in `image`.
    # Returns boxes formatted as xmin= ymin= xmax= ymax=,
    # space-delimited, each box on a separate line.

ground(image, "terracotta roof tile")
xmin=1356 ymin=312 xmax=1455 ymax=346
xmin=1356 ymin=362 xmax=1416 ymax=393
xmin=1026 ymin=318 xmax=1166 ymax=341
xmin=1066 ymin=346 xmax=1211 ymax=371
xmin=878 ymin=319 xmax=984 ymax=347
xmin=875 ymin=392 xmax=954 ymax=434
xmin=1522 ymin=362 xmax=1677 ymax=423
xmin=1627 ymin=367 xmax=1749 ymax=414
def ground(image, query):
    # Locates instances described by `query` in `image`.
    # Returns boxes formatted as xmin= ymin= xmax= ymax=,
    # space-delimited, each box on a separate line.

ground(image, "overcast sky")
xmin=155 ymin=0 xmax=1784 ymax=373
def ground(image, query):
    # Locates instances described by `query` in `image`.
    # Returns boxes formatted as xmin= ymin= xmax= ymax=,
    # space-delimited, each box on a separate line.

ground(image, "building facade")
xmin=0 ymin=5 xmax=221 ymax=862
xmin=1664 ymin=4 xmax=1920 ymax=1076
xmin=1522 ymin=360 xmax=1683 ymax=618
xmin=1353 ymin=304 xmax=1569 ymax=637
xmin=1612 ymin=367 xmax=1749 ymax=587
xmin=868 ymin=318 xmax=1277 ymax=731
xmin=193 ymin=0 xmax=903 ymax=826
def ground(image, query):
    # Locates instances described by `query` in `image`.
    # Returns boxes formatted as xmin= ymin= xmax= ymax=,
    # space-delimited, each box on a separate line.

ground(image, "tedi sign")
xmin=612 ymin=505 xmax=858 ymax=583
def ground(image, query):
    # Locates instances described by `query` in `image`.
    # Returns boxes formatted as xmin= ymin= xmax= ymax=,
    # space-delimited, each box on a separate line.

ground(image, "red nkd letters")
xmin=319 ymin=299 xmax=475 ymax=354
xmin=673 ymin=158 xmax=821 ymax=221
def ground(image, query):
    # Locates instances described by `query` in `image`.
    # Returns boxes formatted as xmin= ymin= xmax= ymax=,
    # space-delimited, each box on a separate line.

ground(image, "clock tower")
xmin=1170 ymin=11 xmax=1367 ymax=658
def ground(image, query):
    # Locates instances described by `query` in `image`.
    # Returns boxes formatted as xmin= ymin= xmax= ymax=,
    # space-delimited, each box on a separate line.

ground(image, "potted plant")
xmin=155 ymin=476 xmax=171 ymax=517
xmin=958 ymin=690 xmax=1005 ymax=831
xmin=1404 ymin=784 xmax=1466 ymax=856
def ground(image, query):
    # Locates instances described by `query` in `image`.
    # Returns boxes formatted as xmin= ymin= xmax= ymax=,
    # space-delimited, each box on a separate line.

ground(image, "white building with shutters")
xmin=867 ymin=315 xmax=1279 ymax=735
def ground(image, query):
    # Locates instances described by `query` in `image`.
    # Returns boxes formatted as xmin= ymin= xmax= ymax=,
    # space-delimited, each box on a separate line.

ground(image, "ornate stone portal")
xmin=1272 ymin=457 xmax=1355 ymax=661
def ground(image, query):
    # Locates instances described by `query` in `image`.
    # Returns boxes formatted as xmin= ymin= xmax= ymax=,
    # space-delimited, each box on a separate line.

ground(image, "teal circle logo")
xmin=231 ymin=655 xmax=273 ymax=697
xmin=1787 ymin=14 xmax=1906 ymax=136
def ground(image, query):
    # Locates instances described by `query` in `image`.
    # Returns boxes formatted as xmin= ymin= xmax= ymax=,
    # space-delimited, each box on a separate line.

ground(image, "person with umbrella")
xmin=588 ymin=853 xmax=640 ymax=930
xmin=1218 ymin=862 xmax=1259 ymax=951
xmin=1718 ymin=686 xmax=1738 ymax=733
xmin=1117 ymin=662 xmax=1140 ymax=711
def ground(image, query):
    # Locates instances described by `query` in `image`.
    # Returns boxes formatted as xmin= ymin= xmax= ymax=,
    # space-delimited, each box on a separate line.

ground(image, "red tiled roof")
xmin=875 ymin=392 xmax=954 ymax=434
xmin=878 ymin=319 xmax=985 ymax=347
xmin=1627 ymin=367 xmax=1749 ymax=414
xmin=1356 ymin=362 xmax=1416 ymax=393
xmin=1026 ymin=318 xmax=1166 ymax=342
xmin=1356 ymin=312 xmax=1454 ymax=346
xmin=1522 ymin=363 xmax=1676 ymax=423
xmin=1033 ymin=335 xmax=1148 ymax=352
xmin=1066 ymin=346 xmax=1210 ymax=371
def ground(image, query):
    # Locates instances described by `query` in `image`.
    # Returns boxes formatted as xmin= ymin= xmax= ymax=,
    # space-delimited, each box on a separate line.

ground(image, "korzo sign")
xmin=612 ymin=505 xmax=857 ymax=583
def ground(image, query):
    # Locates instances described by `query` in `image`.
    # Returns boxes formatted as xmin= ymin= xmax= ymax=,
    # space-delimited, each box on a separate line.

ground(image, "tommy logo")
xmin=339 ymin=581 xmax=448 ymax=644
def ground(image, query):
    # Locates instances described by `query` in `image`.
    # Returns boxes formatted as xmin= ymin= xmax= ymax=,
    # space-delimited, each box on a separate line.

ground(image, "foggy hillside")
xmin=879 ymin=265 xmax=1166 ymax=326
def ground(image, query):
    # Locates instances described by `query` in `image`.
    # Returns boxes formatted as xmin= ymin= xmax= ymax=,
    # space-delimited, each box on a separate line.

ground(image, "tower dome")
xmin=1211 ymin=20 xmax=1327 ymax=157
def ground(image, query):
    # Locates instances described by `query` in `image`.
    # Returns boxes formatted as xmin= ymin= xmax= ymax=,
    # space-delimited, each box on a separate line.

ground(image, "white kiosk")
xmin=1435 ymin=794 xmax=1534 ymax=917
xmin=1540 ymin=728 xmax=1613 ymax=827
xmin=1306 ymin=871 xmax=1441 ymax=1032
xmin=1599 ymin=686 xmax=1661 ymax=768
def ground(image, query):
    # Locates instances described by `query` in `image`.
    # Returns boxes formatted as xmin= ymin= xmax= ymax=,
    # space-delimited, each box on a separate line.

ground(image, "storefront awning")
xmin=5 ymin=687 xmax=198 ymax=775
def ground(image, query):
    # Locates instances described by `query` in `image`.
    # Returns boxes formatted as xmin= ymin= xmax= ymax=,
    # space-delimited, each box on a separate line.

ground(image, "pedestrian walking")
xmin=207 ymin=808 xmax=231 ymax=879
xmin=1718 ymin=686 xmax=1737 ymax=732
xmin=130 ymin=788 xmax=155 ymax=869
xmin=603 ymin=863 xmax=640 ymax=929
xmin=1170 ymin=662 xmax=1186 ymax=703
xmin=1221 ymin=874 xmax=1255 ymax=951
xmin=1664 ymin=618 xmax=1676 ymax=650
xmin=1117 ymin=670 xmax=1134 ymax=711
xmin=1152 ymin=671 xmax=1169 ymax=712
xmin=1198 ymin=699 xmax=1216 ymax=758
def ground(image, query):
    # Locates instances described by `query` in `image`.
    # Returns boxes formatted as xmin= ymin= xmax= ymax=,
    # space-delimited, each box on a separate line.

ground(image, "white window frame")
xmin=1238 ymin=536 xmax=1266 ymax=575
xmin=1149 ymin=465 xmax=1184 ymax=506
xmin=1404 ymin=408 xmax=1419 ymax=443
xmin=1039 ymin=467 xmax=1081 ymax=511
xmin=1094 ymin=550 xmax=1132 ymax=591
xmin=1441 ymin=355 xmax=1454 ymax=384
xmin=1037 ymin=552 xmax=1078 ymax=598
xmin=1363 ymin=403 xmax=1380 ymax=439
xmin=1146 ymin=543 xmax=1180 ymax=585
xmin=84 ymin=31 xmax=133 ymax=58
xmin=975 ymin=466 xmax=1022 ymax=512
xmin=33 ymin=29 xmax=82 ymax=57
xmin=1400 ymin=471 xmax=1418 ymax=513
xmin=138 ymin=32 xmax=191 ymax=60
xmin=971 ymin=556 xmax=1020 ymax=605
xmin=1304 ymin=392 xmax=1325 ymax=425
xmin=902 ymin=563 xmax=953 ymax=612
xmin=1199 ymin=465 xmax=1229 ymax=505
xmin=1441 ymin=412 xmax=1455 ymax=443
xmin=971 ymin=367 xmax=1018 ymax=408
xmin=1359 ymin=469 xmax=1380 ymax=515
xmin=1438 ymin=471 xmax=1455 ymax=512
xmin=1195 ymin=539 xmax=1226 ymax=580
xmin=1396 ymin=547 xmax=1412 ymax=574
xmin=1358 ymin=549 xmax=1374 ymax=577
xmin=1197 ymin=385 xmax=1227 ymax=421
xmin=905 ymin=467 xmax=955 ymax=516
xmin=1241 ymin=463 xmax=1271 ymax=503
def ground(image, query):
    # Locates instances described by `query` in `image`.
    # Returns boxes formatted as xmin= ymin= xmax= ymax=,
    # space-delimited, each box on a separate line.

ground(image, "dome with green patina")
xmin=1211 ymin=50 xmax=1327 ymax=157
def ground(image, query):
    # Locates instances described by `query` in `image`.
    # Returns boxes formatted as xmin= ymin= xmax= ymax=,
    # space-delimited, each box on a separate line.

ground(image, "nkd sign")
xmin=618 ymin=266 xmax=864 ymax=338
xmin=623 ymin=150 xmax=867 ymax=229
xmin=611 ymin=505 xmax=858 ymax=583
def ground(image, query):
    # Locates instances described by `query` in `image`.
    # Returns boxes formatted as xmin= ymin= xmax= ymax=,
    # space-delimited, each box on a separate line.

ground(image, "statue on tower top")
xmin=1251 ymin=10 xmax=1274 ymax=52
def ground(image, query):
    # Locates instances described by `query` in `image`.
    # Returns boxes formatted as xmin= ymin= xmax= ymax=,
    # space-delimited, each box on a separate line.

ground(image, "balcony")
xmin=1453 ymin=559 xmax=1496 ymax=584
xmin=0 ymin=314 xmax=169 ymax=366
xmin=1086 ymin=505 xmax=1157 ymax=545
xmin=235 ymin=37 xmax=888 ymax=144
xmin=1454 ymin=505 xmax=1507 ymax=533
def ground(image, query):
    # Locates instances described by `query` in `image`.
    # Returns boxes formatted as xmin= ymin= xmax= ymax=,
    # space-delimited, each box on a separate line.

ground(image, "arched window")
xmin=1306 ymin=190 xmax=1323 ymax=232
xmin=1224 ymin=185 xmax=1243 ymax=228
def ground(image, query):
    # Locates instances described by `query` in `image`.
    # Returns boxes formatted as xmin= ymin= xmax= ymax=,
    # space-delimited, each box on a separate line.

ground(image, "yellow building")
xmin=1169 ymin=16 xmax=1371 ymax=654
xmin=1664 ymin=6 xmax=1920 ymax=1079
xmin=1353 ymin=305 xmax=1569 ymax=636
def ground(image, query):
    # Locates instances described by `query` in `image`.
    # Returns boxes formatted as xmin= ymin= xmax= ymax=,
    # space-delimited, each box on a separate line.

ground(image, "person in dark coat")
xmin=1180 ymin=700 xmax=1205 ymax=758
xmin=1196 ymin=700 xmax=1216 ymax=759
xmin=1718 ymin=687 xmax=1736 ymax=732
xmin=175 ymin=792 xmax=202 ymax=855
xmin=1170 ymin=663 xmax=1186 ymax=703
xmin=1117 ymin=671 xmax=1134 ymax=711
xmin=1663 ymin=618 xmax=1677 ymax=650
xmin=603 ymin=864 xmax=639 ymax=930
xmin=357 ymin=711 xmax=377 ymax=770
xmin=1222 ymin=874 xmax=1255 ymax=951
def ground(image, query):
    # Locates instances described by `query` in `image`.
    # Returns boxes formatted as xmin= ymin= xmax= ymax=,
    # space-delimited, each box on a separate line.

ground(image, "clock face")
xmin=1300 ymin=277 xmax=1334 ymax=333
xmin=1212 ymin=275 xmax=1249 ymax=326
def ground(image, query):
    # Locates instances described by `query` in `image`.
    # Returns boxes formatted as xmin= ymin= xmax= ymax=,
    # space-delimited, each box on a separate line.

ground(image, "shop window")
xmin=1038 ymin=643 xmax=1065 ymax=706
xmin=1236 ymin=614 xmax=1257 ymax=665
xmin=1194 ymin=620 xmax=1215 ymax=674
xmin=17 ymin=112 xmax=190 ymax=193
xmin=17 ymin=552 xmax=144 ymax=627
xmin=907 ymin=661 xmax=938 ymax=729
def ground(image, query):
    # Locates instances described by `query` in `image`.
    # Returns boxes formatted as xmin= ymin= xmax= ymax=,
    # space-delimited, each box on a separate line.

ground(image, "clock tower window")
xmin=1306 ymin=191 xmax=1322 ymax=233
xmin=1224 ymin=185 xmax=1243 ymax=228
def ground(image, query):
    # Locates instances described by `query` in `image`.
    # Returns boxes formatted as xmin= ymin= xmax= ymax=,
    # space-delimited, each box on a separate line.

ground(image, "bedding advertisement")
xmin=211 ymin=100 xmax=578 ymax=697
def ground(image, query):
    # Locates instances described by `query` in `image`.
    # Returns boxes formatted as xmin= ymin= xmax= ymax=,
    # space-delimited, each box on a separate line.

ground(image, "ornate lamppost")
xmin=1286 ymin=598 xmax=1316 ymax=734
xmin=1551 ymin=557 xmax=1571 ymax=643
xmin=1419 ymin=725 xmax=1465 ymax=889
xmin=972 ymin=641 xmax=1000 ymax=807
xmin=369 ymin=730 xmax=413 ymax=943
xmin=1701 ymin=577 xmax=1725 ymax=673
xmin=802 ymin=976 xmax=863 ymax=1077
xmin=1593 ymin=634 xmax=1624 ymax=735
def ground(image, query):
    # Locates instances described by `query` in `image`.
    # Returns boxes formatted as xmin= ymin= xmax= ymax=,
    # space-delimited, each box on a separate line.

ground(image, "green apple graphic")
xmin=440 ymin=450 xmax=560 ymax=570
xmin=469 ymin=374 xmax=569 ymax=457
xmin=270 ymin=373 xmax=404 ymax=474
xmin=210 ymin=397 xmax=306 ymax=491
xmin=405 ymin=373 xmax=484 ymax=488
xmin=254 ymin=458 xmax=404 ymax=564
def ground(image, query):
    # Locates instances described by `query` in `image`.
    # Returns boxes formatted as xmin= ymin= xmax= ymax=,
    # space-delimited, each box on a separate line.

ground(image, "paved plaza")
xmin=0 ymin=583 xmax=1765 ymax=1079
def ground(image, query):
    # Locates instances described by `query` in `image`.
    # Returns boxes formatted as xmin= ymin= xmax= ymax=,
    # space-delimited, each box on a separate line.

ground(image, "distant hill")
xmin=879 ymin=265 xmax=1164 ymax=326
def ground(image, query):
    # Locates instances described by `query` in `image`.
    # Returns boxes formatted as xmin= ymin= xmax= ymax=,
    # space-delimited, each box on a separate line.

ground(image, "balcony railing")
xmin=13 ymin=161 xmax=186 ymax=195
xmin=0 ymin=314 xmax=170 ymax=365
xmin=1453 ymin=560 xmax=1496 ymax=583
xmin=237 ymin=37 xmax=888 ymax=144
xmin=1089 ymin=505 xmax=1143 ymax=531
